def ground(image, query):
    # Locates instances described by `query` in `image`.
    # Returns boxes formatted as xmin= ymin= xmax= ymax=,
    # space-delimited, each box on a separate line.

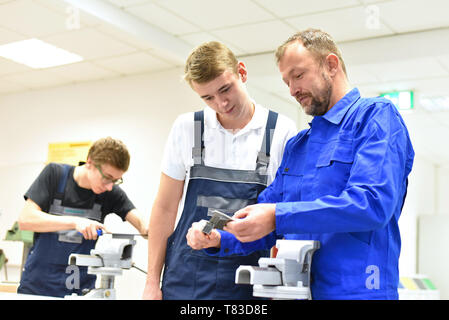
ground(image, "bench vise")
xmin=66 ymin=234 xmax=136 ymax=299
xmin=235 ymin=240 xmax=320 ymax=300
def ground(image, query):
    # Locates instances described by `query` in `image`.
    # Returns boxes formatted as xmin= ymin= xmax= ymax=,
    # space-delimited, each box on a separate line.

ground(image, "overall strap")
xmin=49 ymin=163 xmax=103 ymax=243
xmin=256 ymin=110 xmax=278 ymax=169
xmin=192 ymin=110 xmax=205 ymax=165
xmin=55 ymin=164 xmax=71 ymax=200
xmin=192 ymin=110 xmax=278 ymax=168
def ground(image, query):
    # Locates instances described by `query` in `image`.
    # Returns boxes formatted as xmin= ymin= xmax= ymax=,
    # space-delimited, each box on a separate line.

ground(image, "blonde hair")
xmin=275 ymin=28 xmax=347 ymax=76
xmin=184 ymin=41 xmax=239 ymax=85
xmin=87 ymin=137 xmax=130 ymax=172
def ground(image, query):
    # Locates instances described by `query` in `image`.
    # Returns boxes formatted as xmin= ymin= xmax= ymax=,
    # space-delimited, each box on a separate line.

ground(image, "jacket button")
xmin=224 ymin=248 xmax=229 ymax=253
xmin=284 ymin=168 xmax=289 ymax=172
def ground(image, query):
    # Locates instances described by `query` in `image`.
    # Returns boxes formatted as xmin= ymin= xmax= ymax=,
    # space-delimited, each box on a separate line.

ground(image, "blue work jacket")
xmin=210 ymin=88 xmax=415 ymax=300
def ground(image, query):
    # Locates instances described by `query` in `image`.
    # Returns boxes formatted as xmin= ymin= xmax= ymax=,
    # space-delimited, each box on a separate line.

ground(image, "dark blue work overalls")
xmin=161 ymin=110 xmax=278 ymax=299
xmin=18 ymin=164 xmax=102 ymax=298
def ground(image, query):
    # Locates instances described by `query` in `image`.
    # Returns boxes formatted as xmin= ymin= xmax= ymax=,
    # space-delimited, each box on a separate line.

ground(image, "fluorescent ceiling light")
xmin=0 ymin=38 xmax=83 ymax=69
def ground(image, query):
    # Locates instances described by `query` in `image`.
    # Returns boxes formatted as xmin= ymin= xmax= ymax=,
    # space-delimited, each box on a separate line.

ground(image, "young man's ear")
xmin=85 ymin=157 xmax=93 ymax=169
xmin=237 ymin=61 xmax=248 ymax=83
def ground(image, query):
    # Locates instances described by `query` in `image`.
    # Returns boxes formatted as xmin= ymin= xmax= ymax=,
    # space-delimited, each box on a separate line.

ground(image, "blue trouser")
xmin=161 ymin=168 xmax=268 ymax=299
xmin=18 ymin=233 xmax=96 ymax=298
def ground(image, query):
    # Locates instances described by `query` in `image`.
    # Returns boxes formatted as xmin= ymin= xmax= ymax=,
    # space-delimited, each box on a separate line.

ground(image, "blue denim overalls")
xmin=161 ymin=110 xmax=278 ymax=299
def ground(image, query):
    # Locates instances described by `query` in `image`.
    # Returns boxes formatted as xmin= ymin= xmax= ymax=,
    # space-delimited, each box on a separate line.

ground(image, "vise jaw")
xmin=235 ymin=240 xmax=320 ymax=300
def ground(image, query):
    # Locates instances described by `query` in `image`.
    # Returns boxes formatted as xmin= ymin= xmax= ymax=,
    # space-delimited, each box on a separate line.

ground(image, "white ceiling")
xmin=1 ymin=0 xmax=449 ymax=165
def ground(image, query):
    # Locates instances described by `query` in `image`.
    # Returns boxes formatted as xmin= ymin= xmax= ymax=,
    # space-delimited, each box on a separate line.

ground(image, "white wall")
xmin=435 ymin=164 xmax=449 ymax=216
xmin=416 ymin=164 xmax=449 ymax=299
xmin=0 ymin=67 xmax=299 ymax=298
xmin=399 ymin=154 xmax=436 ymax=276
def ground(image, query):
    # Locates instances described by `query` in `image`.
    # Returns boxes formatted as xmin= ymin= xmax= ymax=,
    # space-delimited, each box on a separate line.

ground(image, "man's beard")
xmin=301 ymin=73 xmax=332 ymax=117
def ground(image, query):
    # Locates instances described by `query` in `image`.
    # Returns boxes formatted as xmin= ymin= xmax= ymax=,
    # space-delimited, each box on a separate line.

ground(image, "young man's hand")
xmin=73 ymin=217 xmax=105 ymax=240
xmin=186 ymin=220 xmax=221 ymax=250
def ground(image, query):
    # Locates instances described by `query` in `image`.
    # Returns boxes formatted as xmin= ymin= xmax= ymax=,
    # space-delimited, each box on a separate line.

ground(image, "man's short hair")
xmin=87 ymin=137 xmax=130 ymax=172
xmin=184 ymin=41 xmax=239 ymax=86
xmin=275 ymin=28 xmax=347 ymax=76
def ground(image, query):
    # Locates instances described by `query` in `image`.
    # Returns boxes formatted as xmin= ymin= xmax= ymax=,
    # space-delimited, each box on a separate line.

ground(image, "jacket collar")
xmin=322 ymin=88 xmax=360 ymax=125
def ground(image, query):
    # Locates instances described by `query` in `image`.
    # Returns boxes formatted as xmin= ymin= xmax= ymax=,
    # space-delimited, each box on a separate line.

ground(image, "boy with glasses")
xmin=17 ymin=137 xmax=147 ymax=298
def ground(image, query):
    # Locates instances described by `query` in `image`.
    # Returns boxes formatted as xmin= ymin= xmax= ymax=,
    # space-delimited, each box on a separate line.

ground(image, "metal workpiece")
xmin=235 ymin=240 xmax=320 ymax=300
xmin=66 ymin=234 xmax=137 ymax=299
xmin=202 ymin=209 xmax=235 ymax=234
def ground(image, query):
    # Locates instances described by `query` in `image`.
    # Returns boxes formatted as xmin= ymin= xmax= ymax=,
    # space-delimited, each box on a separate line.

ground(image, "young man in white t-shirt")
xmin=142 ymin=41 xmax=297 ymax=300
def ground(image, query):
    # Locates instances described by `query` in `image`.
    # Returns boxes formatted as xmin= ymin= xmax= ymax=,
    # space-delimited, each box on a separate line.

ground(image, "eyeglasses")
xmin=95 ymin=164 xmax=123 ymax=185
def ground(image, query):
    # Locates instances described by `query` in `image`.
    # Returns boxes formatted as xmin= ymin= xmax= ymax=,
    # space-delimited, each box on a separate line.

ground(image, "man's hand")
xmin=73 ymin=217 xmax=105 ymax=240
xmin=224 ymin=203 xmax=276 ymax=242
xmin=186 ymin=220 xmax=221 ymax=250
xmin=142 ymin=279 xmax=162 ymax=300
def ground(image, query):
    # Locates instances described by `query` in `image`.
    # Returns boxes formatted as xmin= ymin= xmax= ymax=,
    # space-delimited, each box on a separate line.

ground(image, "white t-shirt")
xmin=161 ymin=102 xmax=297 ymax=186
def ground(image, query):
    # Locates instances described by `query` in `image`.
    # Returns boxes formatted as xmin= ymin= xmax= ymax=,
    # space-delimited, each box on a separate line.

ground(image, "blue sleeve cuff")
xmin=203 ymin=230 xmax=235 ymax=257
xmin=275 ymin=202 xmax=287 ymax=234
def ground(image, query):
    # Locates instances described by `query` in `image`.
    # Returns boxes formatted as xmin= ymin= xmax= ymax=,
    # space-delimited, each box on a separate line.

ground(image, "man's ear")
xmin=85 ymin=157 xmax=93 ymax=169
xmin=325 ymin=53 xmax=339 ymax=77
xmin=237 ymin=61 xmax=248 ymax=83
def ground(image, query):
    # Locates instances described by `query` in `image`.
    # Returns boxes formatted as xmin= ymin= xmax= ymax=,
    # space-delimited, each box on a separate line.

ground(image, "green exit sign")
xmin=380 ymin=91 xmax=414 ymax=110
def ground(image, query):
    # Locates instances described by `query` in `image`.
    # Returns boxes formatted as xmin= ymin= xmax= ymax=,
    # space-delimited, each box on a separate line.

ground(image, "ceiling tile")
xmin=125 ymin=3 xmax=200 ymax=35
xmin=34 ymin=0 xmax=104 ymax=28
xmin=358 ymin=0 xmax=392 ymax=3
xmin=155 ymin=0 xmax=275 ymax=30
xmin=4 ymin=69 xmax=73 ymax=89
xmin=105 ymin=0 xmax=150 ymax=8
xmin=211 ymin=20 xmax=296 ymax=54
xmin=43 ymin=28 xmax=137 ymax=60
xmin=253 ymin=0 xmax=359 ymax=17
xmin=45 ymin=61 xmax=120 ymax=82
xmin=0 ymin=77 xmax=28 ymax=94
xmin=179 ymin=32 xmax=246 ymax=56
xmin=251 ymin=75 xmax=289 ymax=94
xmin=93 ymin=51 xmax=172 ymax=74
xmin=141 ymin=47 xmax=185 ymax=67
xmin=0 ymin=0 xmax=68 ymax=37
xmin=413 ymin=78 xmax=449 ymax=96
xmin=285 ymin=5 xmax=394 ymax=42
xmin=437 ymin=55 xmax=449 ymax=73
xmin=0 ymin=56 xmax=31 ymax=76
xmin=378 ymin=0 xmax=449 ymax=33
xmin=0 ymin=26 xmax=26 ymax=45
xmin=96 ymin=23 xmax=154 ymax=50
xmin=357 ymin=77 xmax=449 ymax=100
xmin=241 ymin=53 xmax=278 ymax=77
xmin=346 ymin=64 xmax=382 ymax=85
xmin=368 ymin=57 xmax=449 ymax=82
